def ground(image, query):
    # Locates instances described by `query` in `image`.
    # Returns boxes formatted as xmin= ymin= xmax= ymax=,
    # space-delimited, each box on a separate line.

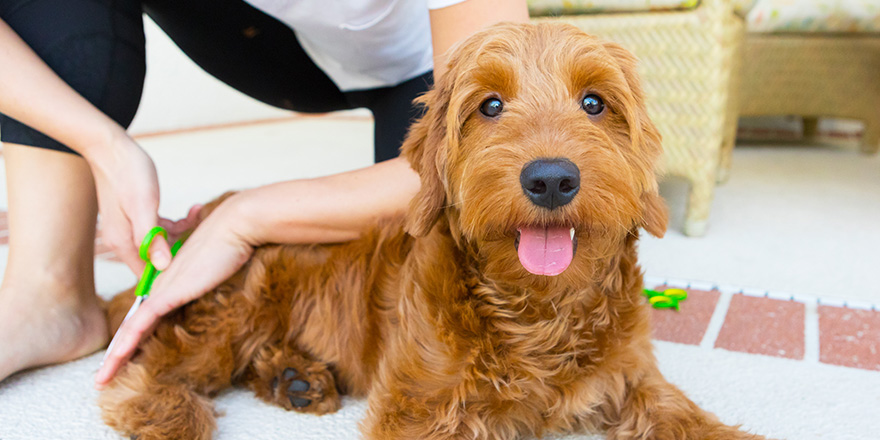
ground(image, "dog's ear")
xmin=400 ymin=78 xmax=454 ymax=237
xmin=601 ymin=41 xmax=661 ymax=157
xmin=603 ymin=41 xmax=668 ymax=238
xmin=640 ymin=191 xmax=668 ymax=238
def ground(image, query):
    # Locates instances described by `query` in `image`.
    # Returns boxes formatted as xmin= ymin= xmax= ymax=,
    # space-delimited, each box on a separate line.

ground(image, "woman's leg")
xmin=145 ymin=0 xmax=431 ymax=162
xmin=0 ymin=0 xmax=145 ymax=382
xmin=144 ymin=0 xmax=351 ymax=114
xmin=346 ymin=71 xmax=433 ymax=162
xmin=0 ymin=144 xmax=107 ymax=382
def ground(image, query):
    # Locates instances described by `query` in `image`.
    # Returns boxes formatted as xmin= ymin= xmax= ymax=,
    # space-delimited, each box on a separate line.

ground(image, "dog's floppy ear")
xmin=603 ymin=40 xmax=668 ymax=238
xmin=401 ymin=78 xmax=454 ymax=237
xmin=640 ymin=191 xmax=668 ymax=238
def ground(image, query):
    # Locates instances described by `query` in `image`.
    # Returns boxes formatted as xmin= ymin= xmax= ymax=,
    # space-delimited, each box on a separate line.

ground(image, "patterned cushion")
xmin=732 ymin=0 xmax=758 ymax=17
xmin=745 ymin=0 xmax=880 ymax=33
xmin=527 ymin=0 xmax=700 ymax=16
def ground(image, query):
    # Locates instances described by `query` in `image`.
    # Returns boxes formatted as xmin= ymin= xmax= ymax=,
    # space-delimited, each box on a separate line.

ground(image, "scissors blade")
xmin=103 ymin=295 xmax=146 ymax=363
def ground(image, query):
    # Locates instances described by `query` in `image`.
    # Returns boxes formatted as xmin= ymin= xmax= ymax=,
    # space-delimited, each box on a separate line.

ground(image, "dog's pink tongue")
xmin=516 ymin=226 xmax=573 ymax=276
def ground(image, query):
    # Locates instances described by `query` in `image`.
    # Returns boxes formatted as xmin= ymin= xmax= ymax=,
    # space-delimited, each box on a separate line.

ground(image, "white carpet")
xmin=2 ymin=339 xmax=877 ymax=439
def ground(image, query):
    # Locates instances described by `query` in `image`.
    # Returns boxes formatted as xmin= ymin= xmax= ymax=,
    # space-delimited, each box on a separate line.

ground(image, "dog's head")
xmin=403 ymin=22 xmax=667 ymax=282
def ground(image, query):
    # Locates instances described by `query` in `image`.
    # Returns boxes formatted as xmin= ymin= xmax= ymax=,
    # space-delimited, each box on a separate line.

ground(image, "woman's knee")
xmin=0 ymin=0 xmax=147 ymax=140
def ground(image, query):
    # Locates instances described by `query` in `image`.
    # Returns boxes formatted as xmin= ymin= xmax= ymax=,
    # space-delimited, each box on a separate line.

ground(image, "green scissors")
xmin=105 ymin=226 xmax=182 ymax=359
xmin=643 ymin=288 xmax=688 ymax=311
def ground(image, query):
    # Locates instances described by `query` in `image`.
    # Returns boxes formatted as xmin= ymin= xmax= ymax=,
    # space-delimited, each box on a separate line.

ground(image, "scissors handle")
xmin=139 ymin=226 xmax=168 ymax=262
xmin=133 ymin=226 xmax=183 ymax=298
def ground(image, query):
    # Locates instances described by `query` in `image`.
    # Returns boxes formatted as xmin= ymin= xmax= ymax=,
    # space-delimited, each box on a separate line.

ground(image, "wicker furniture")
xmin=530 ymin=0 xmax=744 ymax=236
xmin=721 ymin=2 xmax=880 ymax=180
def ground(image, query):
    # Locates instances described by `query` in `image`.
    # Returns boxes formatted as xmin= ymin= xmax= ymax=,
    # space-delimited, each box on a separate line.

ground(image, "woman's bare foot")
xmin=0 ymin=279 xmax=108 ymax=383
xmin=0 ymin=144 xmax=106 ymax=383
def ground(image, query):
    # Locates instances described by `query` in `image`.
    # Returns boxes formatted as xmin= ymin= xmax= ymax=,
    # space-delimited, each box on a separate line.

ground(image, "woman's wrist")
xmin=221 ymin=188 xmax=275 ymax=248
xmin=77 ymin=121 xmax=129 ymax=167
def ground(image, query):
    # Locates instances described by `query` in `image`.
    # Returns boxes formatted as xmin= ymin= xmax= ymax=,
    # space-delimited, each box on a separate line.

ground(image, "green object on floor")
xmin=643 ymin=287 xmax=688 ymax=311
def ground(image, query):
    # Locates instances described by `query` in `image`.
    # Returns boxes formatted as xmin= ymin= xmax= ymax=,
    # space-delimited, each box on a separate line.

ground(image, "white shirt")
xmin=244 ymin=0 xmax=468 ymax=91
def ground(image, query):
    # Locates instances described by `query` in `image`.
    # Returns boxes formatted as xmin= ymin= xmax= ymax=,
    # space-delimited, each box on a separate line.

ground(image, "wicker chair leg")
xmin=717 ymin=22 xmax=744 ymax=186
xmin=803 ymin=117 xmax=820 ymax=140
xmin=683 ymin=174 xmax=716 ymax=237
xmin=717 ymin=138 xmax=735 ymax=184
xmin=862 ymin=121 xmax=880 ymax=155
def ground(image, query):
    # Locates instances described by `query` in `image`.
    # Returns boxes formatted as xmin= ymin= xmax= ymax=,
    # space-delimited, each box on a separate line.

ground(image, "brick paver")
xmin=649 ymin=286 xmax=720 ymax=345
xmin=715 ymin=294 xmax=805 ymax=360
xmin=819 ymin=306 xmax=880 ymax=371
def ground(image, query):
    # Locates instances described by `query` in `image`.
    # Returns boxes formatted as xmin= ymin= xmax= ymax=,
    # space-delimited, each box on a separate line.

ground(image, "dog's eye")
xmin=581 ymin=94 xmax=605 ymax=115
xmin=479 ymin=98 xmax=504 ymax=118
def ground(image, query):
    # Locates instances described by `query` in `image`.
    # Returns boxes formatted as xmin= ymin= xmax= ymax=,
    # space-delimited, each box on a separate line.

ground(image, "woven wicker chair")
xmin=722 ymin=35 xmax=880 ymax=182
xmin=719 ymin=1 xmax=880 ymax=182
xmin=531 ymin=0 xmax=745 ymax=236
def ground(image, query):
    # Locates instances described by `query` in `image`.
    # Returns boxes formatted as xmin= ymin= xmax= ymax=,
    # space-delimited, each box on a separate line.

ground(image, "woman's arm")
xmin=429 ymin=0 xmax=529 ymax=80
xmin=0 ymin=18 xmax=173 ymax=273
xmin=95 ymin=0 xmax=530 ymax=386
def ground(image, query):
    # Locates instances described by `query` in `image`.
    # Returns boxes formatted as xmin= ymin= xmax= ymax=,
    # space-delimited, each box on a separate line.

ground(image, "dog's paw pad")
xmin=289 ymin=379 xmax=309 ymax=392
xmin=281 ymin=370 xmax=313 ymax=410
xmin=283 ymin=368 xmax=297 ymax=381
xmin=289 ymin=396 xmax=312 ymax=408
xmin=268 ymin=364 xmax=339 ymax=414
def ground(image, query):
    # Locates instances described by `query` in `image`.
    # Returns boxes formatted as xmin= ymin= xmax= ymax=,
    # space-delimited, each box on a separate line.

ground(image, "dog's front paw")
xmin=266 ymin=363 xmax=341 ymax=415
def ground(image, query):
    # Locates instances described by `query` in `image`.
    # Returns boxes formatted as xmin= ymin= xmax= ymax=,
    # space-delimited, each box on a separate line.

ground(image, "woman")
xmin=0 ymin=0 xmax=529 ymax=385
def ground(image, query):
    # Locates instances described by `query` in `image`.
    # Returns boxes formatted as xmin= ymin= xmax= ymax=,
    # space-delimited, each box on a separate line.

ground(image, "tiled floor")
xmin=646 ymin=279 xmax=880 ymax=372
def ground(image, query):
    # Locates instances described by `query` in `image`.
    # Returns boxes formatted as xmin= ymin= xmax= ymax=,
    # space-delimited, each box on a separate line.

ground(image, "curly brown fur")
xmin=100 ymin=23 xmax=769 ymax=440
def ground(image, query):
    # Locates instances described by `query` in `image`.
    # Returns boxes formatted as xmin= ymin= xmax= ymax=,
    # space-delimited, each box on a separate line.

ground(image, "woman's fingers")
xmin=95 ymin=298 xmax=165 ymax=388
xmin=102 ymin=210 xmax=145 ymax=275
xmin=170 ymin=205 xmax=203 ymax=239
xmin=158 ymin=205 xmax=202 ymax=242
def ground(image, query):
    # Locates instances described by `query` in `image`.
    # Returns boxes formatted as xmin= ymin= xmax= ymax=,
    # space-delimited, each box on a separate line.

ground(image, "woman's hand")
xmin=87 ymin=131 xmax=175 ymax=273
xmin=95 ymin=192 xmax=258 ymax=388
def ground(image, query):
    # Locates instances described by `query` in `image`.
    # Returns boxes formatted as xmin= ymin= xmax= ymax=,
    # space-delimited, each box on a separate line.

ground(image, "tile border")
xmin=647 ymin=276 xmax=879 ymax=312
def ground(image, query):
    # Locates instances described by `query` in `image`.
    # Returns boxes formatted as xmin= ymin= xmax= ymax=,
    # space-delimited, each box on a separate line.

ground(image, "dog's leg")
xmin=98 ymin=323 xmax=238 ymax=440
xmin=100 ymin=288 xmax=245 ymax=440
xmin=239 ymin=341 xmax=342 ymax=415
xmin=603 ymin=369 xmax=766 ymax=440
xmin=99 ymin=363 xmax=219 ymax=440
xmin=361 ymin=373 xmax=484 ymax=440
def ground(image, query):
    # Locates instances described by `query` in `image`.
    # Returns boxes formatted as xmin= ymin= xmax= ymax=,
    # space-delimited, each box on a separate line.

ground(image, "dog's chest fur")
xmin=392 ymin=226 xmax=647 ymax=419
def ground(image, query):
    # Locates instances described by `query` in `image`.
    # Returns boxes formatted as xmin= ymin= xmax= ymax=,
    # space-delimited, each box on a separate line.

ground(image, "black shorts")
xmin=0 ymin=0 xmax=432 ymax=162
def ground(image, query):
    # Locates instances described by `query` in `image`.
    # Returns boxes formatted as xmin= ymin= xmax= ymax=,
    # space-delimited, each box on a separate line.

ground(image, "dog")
xmin=100 ymin=22 xmax=768 ymax=440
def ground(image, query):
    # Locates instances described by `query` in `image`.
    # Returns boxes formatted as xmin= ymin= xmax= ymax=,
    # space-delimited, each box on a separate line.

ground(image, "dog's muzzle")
xmin=514 ymin=158 xmax=580 ymax=276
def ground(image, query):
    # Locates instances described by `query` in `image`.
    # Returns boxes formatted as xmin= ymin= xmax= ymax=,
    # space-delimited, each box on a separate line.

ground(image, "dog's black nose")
xmin=520 ymin=158 xmax=580 ymax=209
